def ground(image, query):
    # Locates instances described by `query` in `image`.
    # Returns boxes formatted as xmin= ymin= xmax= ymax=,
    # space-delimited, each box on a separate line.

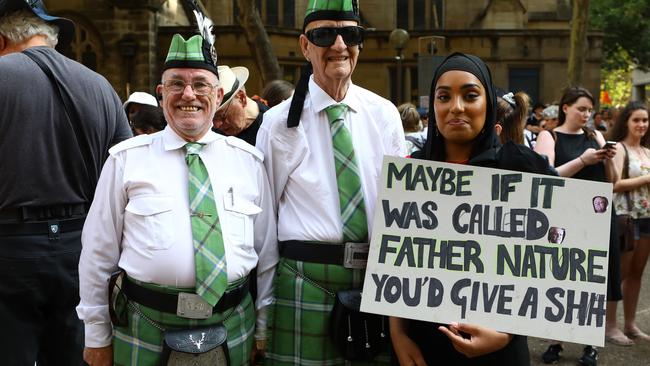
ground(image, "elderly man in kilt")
xmin=77 ymin=33 xmax=277 ymax=366
xmin=256 ymin=0 xmax=406 ymax=364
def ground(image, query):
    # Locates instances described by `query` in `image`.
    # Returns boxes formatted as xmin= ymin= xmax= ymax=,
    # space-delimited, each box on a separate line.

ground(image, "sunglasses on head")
xmin=305 ymin=26 xmax=365 ymax=48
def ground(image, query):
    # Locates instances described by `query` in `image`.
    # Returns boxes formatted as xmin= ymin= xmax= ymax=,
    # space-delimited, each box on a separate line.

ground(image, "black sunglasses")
xmin=305 ymin=26 xmax=365 ymax=47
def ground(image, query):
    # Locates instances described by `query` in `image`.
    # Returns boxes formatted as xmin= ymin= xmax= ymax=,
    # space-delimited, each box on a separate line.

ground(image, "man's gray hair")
xmin=0 ymin=10 xmax=59 ymax=48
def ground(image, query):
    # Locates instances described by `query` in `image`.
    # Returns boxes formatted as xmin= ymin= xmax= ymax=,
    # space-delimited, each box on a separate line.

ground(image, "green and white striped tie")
xmin=185 ymin=142 xmax=227 ymax=306
xmin=325 ymin=103 xmax=368 ymax=242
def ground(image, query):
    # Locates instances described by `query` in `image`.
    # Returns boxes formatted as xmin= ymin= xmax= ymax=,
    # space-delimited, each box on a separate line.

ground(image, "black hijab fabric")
xmin=421 ymin=52 xmax=500 ymax=162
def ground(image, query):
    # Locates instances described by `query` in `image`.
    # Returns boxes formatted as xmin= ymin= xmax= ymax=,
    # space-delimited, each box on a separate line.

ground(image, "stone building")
xmin=44 ymin=0 xmax=602 ymax=107
xmin=632 ymin=68 xmax=650 ymax=102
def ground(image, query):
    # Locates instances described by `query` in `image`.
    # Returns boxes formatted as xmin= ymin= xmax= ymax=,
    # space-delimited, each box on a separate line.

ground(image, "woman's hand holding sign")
xmin=438 ymin=322 xmax=513 ymax=358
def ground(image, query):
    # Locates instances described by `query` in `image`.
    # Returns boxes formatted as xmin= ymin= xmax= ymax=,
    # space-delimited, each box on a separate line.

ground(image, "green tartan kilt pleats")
xmin=113 ymin=278 xmax=254 ymax=366
xmin=265 ymin=258 xmax=389 ymax=366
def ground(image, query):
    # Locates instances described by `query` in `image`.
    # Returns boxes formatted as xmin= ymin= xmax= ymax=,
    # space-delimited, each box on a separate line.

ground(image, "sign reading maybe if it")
xmin=360 ymin=156 xmax=612 ymax=346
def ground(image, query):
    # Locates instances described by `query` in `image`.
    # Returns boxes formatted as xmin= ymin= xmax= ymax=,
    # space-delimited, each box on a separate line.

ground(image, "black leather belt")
xmin=0 ymin=217 xmax=85 ymax=238
xmin=279 ymin=240 xmax=369 ymax=269
xmin=0 ymin=203 xmax=87 ymax=221
xmin=122 ymin=276 xmax=249 ymax=315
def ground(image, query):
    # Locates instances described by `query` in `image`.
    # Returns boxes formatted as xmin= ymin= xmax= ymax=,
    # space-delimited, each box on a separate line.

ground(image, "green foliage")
xmin=590 ymin=0 xmax=650 ymax=70
xmin=600 ymin=56 xmax=632 ymax=108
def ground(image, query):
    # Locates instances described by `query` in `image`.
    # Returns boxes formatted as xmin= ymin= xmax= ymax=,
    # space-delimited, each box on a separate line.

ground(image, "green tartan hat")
xmin=303 ymin=0 xmax=360 ymax=31
xmin=163 ymin=34 xmax=218 ymax=76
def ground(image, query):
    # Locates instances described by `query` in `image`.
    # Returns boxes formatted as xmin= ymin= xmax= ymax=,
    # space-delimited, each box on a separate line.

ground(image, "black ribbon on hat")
xmin=222 ymin=79 xmax=240 ymax=105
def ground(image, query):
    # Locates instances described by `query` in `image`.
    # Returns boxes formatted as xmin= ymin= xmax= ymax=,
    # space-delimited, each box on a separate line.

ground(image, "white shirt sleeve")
xmin=76 ymin=154 xmax=126 ymax=348
xmin=252 ymin=162 xmax=279 ymax=340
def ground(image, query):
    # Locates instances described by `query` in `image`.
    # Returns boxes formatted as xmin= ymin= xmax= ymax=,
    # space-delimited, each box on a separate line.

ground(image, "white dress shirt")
xmin=77 ymin=127 xmax=277 ymax=347
xmin=256 ymin=77 xmax=406 ymax=242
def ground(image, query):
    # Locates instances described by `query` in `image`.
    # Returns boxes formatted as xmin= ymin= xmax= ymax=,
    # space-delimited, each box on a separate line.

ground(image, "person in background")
xmin=495 ymin=91 xmax=529 ymax=146
xmin=603 ymin=108 xmax=616 ymax=132
xmin=607 ymin=101 xmax=650 ymax=346
xmin=593 ymin=111 xmax=607 ymax=132
xmin=399 ymin=102 xmax=426 ymax=155
xmin=256 ymin=0 xmax=406 ymax=363
xmin=540 ymin=104 xmax=559 ymax=131
xmin=123 ymin=91 xmax=159 ymax=122
xmin=534 ymin=86 xmax=619 ymax=366
xmin=129 ymin=104 xmax=166 ymax=135
xmin=526 ymin=101 xmax=545 ymax=134
xmin=417 ymin=106 xmax=429 ymax=131
xmin=261 ymin=79 xmax=295 ymax=108
xmin=416 ymin=106 xmax=430 ymax=146
xmin=0 ymin=1 xmax=131 ymax=364
xmin=212 ymin=65 xmax=268 ymax=146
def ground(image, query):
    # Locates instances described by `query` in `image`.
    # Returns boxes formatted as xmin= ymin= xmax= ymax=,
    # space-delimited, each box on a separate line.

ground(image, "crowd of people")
xmin=1 ymin=0 xmax=649 ymax=366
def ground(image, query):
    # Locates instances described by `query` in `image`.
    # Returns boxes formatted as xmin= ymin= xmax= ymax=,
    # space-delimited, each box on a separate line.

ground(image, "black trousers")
xmin=0 ymin=229 xmax=84 ymax=366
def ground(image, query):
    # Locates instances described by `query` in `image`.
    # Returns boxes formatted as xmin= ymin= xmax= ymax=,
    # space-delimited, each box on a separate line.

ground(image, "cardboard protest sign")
xmin=360 ymin=156 xmax=612 ymax=346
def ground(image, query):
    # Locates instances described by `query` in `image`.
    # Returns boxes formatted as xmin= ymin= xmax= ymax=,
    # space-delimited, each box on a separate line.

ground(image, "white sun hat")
xmin=123 ymin=91 xmax=159 ymax=113
xmin=216 ymin=66 xmax=249 ymax=110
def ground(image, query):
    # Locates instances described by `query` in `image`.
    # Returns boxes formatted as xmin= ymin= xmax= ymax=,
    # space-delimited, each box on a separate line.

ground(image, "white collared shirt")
xmin=77 ymin=127 xmax=277 ymax=347
xmin=256 ymin=77 xmax=406 ymax=242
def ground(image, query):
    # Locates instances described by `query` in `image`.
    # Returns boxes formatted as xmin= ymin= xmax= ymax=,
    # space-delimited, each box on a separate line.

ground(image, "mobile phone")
xmin=603 ymin=141 xmax=617 ymax=149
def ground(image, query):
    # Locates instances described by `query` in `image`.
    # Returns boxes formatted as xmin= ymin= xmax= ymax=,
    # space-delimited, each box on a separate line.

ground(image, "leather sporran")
xmin=108 ymin=270 xmax=128 ymax=327
xmin=161 ymin=324 xmax=229 ymax=366
xmin=617 ymin=214 xmax=635 ymax=252
xmin=329 ymin=290 xmax=388 ymax=361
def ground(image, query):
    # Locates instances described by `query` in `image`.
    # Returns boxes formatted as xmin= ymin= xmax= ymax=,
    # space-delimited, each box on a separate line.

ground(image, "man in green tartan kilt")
xmin=256 ymin=0 xmax=407 ymax=364
xmin=77 ymin=32 xmax=278 ymax=366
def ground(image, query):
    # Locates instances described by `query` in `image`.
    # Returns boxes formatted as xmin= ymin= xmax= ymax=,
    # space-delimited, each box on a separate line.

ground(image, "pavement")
xmin=528 ymin=257 xmax=650 ymax=365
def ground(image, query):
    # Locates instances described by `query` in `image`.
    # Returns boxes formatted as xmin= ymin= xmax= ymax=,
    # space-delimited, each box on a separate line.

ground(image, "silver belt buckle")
xmin=343 ymin=242 xmax=369 ymax=269
xmin=177 ymin=293 xmax=213 ymax=319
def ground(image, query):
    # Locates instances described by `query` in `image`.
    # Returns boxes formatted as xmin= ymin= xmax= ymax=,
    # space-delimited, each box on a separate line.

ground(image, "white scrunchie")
xmin=502 ymin=92 xmax=516 ymax=107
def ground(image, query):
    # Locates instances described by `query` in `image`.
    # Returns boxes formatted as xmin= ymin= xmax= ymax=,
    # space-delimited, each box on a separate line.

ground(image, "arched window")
xmin=60 ymin=15 xmax=103 ymax=72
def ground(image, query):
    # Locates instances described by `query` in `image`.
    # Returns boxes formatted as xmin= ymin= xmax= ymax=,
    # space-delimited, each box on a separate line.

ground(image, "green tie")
xmin=325 ymin=103 xmax=368 ymax=242
xmin=185 ymin=142 xmax=227 ymax=306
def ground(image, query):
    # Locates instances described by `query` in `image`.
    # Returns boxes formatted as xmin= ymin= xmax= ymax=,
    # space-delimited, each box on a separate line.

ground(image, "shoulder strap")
xmin=23 ymin=50 xmax=95 ymax=199
xmin=620 ymin=143 xmax=633 ymax=210
xmin=621 ymin=143 xmax=630 ymax=179
xmin=108 ymin=133 xmax=153 ymax=156
xmin=225 ymin=136 xmax=264 ymax=161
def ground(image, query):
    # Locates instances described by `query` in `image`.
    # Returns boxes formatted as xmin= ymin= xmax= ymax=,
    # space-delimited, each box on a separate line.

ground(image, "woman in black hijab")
xmin=419 ymin=53 xmax=499 ymax=162
xmin=391 ymin=53 xmax=543 ymax=365
xmin=415 ymin=52 xmax=556 ymax=173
